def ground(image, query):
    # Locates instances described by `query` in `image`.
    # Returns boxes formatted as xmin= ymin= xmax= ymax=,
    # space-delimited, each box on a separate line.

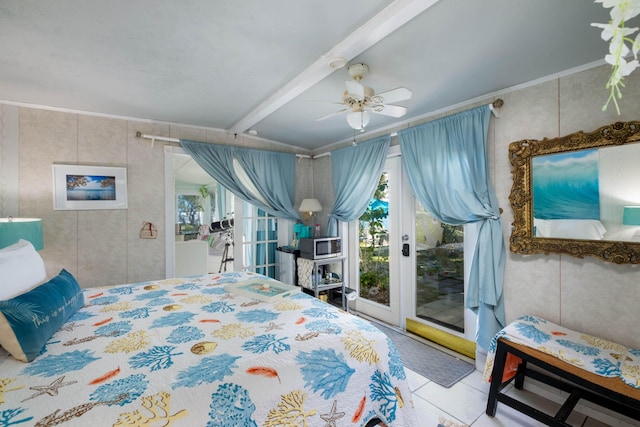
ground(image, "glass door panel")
xmin=351 ymin=156 xmax=401 ymax=326
xmin=359 ymin=172 xmax=390 ymax=307
xmin=414 ymin=201 xmax=465 ymax=333
xmin=241 ymin=204 xmax=278 ymax=278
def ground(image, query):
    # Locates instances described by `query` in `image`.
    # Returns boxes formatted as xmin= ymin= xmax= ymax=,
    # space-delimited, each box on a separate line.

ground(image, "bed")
xmin=533 ymin=218 xmax=607 ymax=240
xmin=0 ymin=253 xmax=417 ymax=426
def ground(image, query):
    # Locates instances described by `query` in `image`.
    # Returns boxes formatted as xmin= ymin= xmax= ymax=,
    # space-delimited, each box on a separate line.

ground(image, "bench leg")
xmin=486 ymin=341 xmax=509 ymax=417
xmin=514 ymin=359 xmax=527 ymax=390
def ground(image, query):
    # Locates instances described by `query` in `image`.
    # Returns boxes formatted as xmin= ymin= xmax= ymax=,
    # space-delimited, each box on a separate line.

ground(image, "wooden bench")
xmin=486 ymin=337 xmax=640 ymax=426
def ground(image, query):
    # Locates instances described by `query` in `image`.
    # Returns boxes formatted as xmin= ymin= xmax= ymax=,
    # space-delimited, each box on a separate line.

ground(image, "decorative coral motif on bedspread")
xmin=369 ymin=370 xmax=400 ymax=423
xmin=272 ymin=299 xmax=303 ymax=311
xmin=341 ymin=330 xmax=380 ymax=364
xmin=0 ymin=378 xmax=23 ymax=404
xmin=296 ymin=348 xmax=355 ymax=399
xmin=264 ymin=390 xmax=316 ymax=427
xmin=114 ymin=391 xmax=187 ymax=426
xmin=173 ymin=354 xmax=240 ymax=388
xmin=208 ymin=383 xmax=257 ymax=427
xmin=101 ymin=301 xmax=133 ymax=312
xmin=129 ymin=346 xmax=183 ymax=371
xmin=242 ymin=334 xmax=290 ymax=354
xmin=212 ymin=323 xmax=254 ymax=339
xmin=105 ymin=330 xmax=151 ymax=354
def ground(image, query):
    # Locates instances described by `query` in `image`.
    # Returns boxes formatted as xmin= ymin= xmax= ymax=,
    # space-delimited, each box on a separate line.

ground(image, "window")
xmin=176 ymin=193 xmax=207 ymax=240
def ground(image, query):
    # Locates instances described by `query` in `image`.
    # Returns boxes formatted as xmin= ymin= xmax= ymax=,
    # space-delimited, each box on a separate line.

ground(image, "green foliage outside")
xmin=178 ymin=185 xmax=215 ymax=232
xmin=359 ymin=174 xmax=390 ymax=304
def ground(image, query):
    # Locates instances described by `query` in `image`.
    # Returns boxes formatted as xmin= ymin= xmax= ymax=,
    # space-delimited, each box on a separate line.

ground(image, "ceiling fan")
xmin=317 ymin=63 xmax=412 ymax=131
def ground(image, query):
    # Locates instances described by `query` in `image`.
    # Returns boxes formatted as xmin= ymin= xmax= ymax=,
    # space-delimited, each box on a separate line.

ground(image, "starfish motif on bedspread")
xmin=59 ymin=322 xmax=82 ymax=332
xmin=262 ymin=322 xmax=284 ymax=332
xmin=320 ymin=400 xmax=345 ymax=427
xmin=21 ymin=376 xmax=77 ymax=402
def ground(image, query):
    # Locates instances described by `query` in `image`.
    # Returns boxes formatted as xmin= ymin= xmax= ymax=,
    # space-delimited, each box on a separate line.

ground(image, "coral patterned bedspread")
xmin=0 ymin=272 xmax=417 ymax=426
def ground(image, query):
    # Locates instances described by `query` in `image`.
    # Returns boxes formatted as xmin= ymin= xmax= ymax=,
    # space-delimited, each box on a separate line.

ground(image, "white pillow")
xmin=0 ymin=239 xmax=46 ymax=300
xmin=534 ymin=218 xmax=607 ymax=240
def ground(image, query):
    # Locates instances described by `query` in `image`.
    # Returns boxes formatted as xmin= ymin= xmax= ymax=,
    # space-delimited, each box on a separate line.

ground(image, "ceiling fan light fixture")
xmin=346 ymin=110 xmax=370 ymax=131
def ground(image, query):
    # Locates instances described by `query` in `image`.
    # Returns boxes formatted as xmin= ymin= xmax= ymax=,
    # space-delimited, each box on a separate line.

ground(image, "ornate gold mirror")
xmin=509 ymin=121 xmax=640 ymax=264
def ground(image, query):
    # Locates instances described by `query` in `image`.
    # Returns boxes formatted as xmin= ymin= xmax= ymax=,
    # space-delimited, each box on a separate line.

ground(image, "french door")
xmin=349 ymin=147 xmax=476 ymax=353
xmin=348 ymin=155 xmax=403 ymax=326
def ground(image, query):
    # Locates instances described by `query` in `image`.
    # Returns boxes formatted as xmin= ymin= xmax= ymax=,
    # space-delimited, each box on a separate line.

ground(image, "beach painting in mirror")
xmin=532 ymin=148 xmax=600 ymax=221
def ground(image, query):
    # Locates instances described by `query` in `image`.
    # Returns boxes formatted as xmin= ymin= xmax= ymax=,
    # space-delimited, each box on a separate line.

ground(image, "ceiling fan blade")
xmin=316 ymin=108 xmax=348 ymax=121
xmin=345 ymin=80 xmax=365 ymax=100
xmin=368 ymin=104 xmax=407 ymax=118
xmin=371 ymin=87 xmax=412 ymax=104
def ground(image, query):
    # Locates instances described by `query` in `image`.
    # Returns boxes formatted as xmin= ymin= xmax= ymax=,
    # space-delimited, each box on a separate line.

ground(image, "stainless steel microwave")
xmin=299 ymin=237 xmax=341 ymax=259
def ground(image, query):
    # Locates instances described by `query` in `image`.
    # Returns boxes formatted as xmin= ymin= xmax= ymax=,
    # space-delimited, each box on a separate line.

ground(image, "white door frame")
xmin=164 ymin=145 xmax=243 ymax=277
xmin=164 ymin=145 xmax=178 ymax=278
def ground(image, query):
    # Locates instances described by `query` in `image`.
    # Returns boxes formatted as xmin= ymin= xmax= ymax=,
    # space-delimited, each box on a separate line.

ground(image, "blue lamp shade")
xmin=622 ymin=206 xmax=640 ymax=226
xmin=0 ymin=218 xmax=44 ymax=250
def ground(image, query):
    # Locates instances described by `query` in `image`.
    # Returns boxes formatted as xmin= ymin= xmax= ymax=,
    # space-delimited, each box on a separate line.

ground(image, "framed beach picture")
xmin=52 ymin=164 xmax=128 ymax=210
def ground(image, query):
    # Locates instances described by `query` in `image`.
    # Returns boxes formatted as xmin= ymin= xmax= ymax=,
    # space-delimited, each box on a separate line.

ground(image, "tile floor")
xmin=405 ymin=364 xmax=640 ymax=427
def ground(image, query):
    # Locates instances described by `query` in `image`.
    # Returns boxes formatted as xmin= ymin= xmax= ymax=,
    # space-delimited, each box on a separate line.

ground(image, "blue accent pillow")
xmin=0 ymin=269 xmax=84 ymax=362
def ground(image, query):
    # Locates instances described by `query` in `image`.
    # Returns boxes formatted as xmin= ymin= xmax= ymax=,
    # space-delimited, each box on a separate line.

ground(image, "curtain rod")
xmin=137 ymin=98 xmax=503 ymax=156
xmin=316 ymin=98 xmax=504 ymax=156
xmin=135 ymin=131 xmax=312 ymax=158
xmin=135 ymin=131 xmax=179 ymax=147
xmin=489 ymin=98 xmax=504 ymax=118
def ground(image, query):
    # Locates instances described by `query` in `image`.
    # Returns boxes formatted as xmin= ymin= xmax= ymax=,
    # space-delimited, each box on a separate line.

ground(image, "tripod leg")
xmin=219 ymin=245 xmax=228 ymax=273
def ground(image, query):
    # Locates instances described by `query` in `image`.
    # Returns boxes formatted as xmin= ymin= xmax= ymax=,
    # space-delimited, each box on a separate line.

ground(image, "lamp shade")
xmin=299 ymin=198 xmax=322 ymax=213
xmin=623 ymin=206 xmax=640 ymax=226
xmin=346 ymin=110 xmax=370 ymax=130
xmin=0 ymin=218 xmax=43 ymax=250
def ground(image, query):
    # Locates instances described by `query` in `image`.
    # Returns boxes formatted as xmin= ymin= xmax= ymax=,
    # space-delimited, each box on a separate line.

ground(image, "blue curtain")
xmin=216 ymin=182 xmax=227 ymax=220
xmin=327 ymin=135 xmax=391 ymax=236
xmin=180 ymin=140 xmax=300 ymax=221
xmin=397 ymin=105 xmax=506 ymax=351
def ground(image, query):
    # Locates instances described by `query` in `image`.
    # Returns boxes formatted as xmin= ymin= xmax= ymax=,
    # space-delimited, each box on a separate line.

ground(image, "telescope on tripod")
xmin=209 ymin=218 xmax=234 ymax=233
xmin=210 ymin=218 xmax=234 ymax=272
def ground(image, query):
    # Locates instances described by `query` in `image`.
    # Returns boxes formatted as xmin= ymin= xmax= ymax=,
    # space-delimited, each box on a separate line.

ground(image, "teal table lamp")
xmin=0 ymin=217 xmax=44 ymax=250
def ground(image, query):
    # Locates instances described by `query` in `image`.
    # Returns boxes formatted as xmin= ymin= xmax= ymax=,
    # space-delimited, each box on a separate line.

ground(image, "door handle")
xmin=402 ymin=243 xmax=410 ymax=257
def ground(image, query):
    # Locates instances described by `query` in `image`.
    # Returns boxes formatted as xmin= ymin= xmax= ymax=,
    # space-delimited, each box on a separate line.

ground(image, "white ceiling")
xmin=1 ymin=1 xmax=610 ymax=152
